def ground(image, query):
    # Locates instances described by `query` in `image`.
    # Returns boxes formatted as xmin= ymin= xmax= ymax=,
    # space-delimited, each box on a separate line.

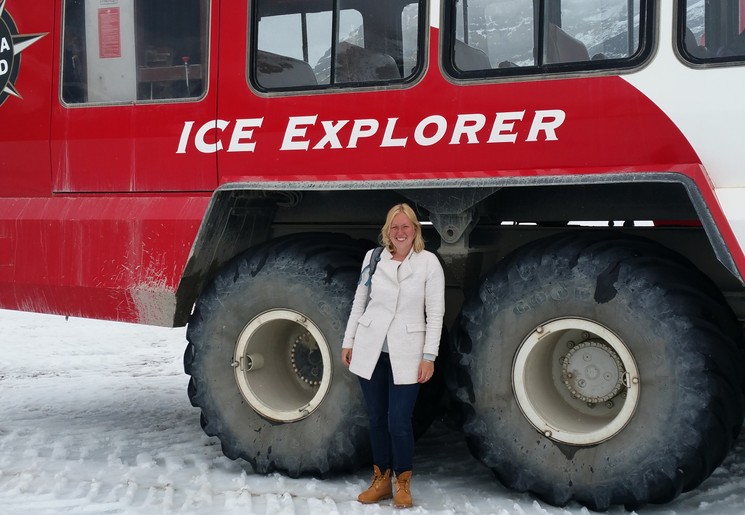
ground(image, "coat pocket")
xmin=406 ymin=323 xmax=426 ymax=333
xmin=358 ymin=314 xmax=374 ymax=328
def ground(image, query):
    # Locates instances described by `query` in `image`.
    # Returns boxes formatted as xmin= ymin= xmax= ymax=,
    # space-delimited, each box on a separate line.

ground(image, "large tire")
xmin=184 ymin=233 xmax=445 ymax=476
xmin=185 ymin=234 xmax=371 ymax=476
xmin=449 ymin=231 xmax=745 ymax=510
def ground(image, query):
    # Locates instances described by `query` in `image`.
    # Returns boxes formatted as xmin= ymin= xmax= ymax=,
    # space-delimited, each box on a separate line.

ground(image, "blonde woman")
xmin=342 ymin=203 xmax=445 ymax=508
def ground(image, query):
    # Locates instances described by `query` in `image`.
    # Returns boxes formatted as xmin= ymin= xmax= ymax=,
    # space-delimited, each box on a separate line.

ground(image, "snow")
xmin=1 ymin=309 xmax=744 ymax=514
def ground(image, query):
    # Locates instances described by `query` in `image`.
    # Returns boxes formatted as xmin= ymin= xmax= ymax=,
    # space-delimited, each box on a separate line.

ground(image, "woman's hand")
xmin=417 ymin=360 xmax=434 ymax=383
xmin=341 ymin=348 xmax=353 ymax=367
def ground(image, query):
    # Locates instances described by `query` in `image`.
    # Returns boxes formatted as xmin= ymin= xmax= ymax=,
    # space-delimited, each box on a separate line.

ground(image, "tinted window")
xmin=680 ymin=0 xmax=745 ymax=64
xmin=62 ymin=0 xmax=209 ymax=104
xmin=446 ymin=0 xmax=650 ymax=78
xmin=251 ymin=0 xmax=424 ymax=91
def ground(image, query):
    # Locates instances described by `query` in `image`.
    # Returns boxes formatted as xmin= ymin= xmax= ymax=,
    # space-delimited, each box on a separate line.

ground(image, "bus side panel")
xmin=214 ymin=17 xmax=699 ymax=183
xmin=0 ymin=195 xmax=210 ymax=325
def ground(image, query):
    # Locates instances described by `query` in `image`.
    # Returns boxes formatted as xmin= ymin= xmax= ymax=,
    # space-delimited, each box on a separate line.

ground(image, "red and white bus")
xmin=2 ymin=0 xmax=745 ymax=509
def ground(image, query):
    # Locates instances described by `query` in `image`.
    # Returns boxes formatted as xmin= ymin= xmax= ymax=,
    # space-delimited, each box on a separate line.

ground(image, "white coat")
xmin=342 ymin=247 xmax=445 ymax=384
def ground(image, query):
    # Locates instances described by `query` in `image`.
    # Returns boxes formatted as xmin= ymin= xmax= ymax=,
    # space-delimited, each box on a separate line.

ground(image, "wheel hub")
xmin=561 ymin=339 xmax=624 ymax=404
xmin=512 ymin=318 xmax=640 ymax=446
xmin=232 ymin=309 xmax=332 ymax=423
xmin=291 ymin=331 xmax=323 ymax=386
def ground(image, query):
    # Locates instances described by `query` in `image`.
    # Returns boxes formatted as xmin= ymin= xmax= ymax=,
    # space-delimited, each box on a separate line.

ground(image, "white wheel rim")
xmin=233 ymin=309 xmax=332 ymax=423
xmin=512 ymin=318 xmax=640 ymax=445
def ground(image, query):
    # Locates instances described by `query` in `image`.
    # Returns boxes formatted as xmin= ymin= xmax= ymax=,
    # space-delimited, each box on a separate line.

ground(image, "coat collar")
xmin=383 ymin=247 xmax=416 ymax=281
xmin=382 ymin=246 xmax=415 ymax=261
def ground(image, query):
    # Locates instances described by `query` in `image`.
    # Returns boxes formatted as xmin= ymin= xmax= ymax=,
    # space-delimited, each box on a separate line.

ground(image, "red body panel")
xmin=0 ymin=196 xmax=209 ymax=324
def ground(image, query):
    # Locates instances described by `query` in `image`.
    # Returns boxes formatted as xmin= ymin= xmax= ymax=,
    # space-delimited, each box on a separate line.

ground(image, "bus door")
xmin=51 ymin=0 xmax=218 ymax=193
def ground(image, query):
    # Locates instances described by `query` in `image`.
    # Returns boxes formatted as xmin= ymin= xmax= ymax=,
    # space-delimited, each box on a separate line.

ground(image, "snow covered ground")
xmin=1 ymin=308 xmax=744 ymax=515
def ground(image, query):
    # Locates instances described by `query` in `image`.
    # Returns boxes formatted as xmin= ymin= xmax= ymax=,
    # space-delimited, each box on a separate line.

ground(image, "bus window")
xmin=61 ymin=0 xmax=209 ymax=104
xmin=680 ymin=0 xmax=745 ymax=64
xmin=454 ymin=0 xmax=534 ymax=70
xmin=402 ymin=3 xmax=420 ymax=77
xmin=447 ymin=0 xmax=650 ymax=78
xmin=251 ymin=0 xmax=424 ymax=92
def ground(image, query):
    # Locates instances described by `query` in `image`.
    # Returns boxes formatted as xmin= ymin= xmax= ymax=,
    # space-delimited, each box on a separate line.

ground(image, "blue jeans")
xmin=358 ymin=353 xmax=421 ymax=475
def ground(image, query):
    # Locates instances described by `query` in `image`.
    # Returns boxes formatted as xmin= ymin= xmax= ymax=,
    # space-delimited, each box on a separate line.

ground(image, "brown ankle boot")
xmin=393 ymin=470 xmax=413 ymax=508
xmin=357 ymin=465 xmax=392 ymax=504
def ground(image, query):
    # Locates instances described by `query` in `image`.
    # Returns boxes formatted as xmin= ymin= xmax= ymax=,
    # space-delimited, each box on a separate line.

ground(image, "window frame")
xmin=441 ymin=0 xmax=656 ymax=82
xmin=59 ymin=0 xmax=211 ymax=107
xmin=247 ymin=0 xmax=428 ymax=94
xmin=676 ymin=0 xmax=745 ymax=68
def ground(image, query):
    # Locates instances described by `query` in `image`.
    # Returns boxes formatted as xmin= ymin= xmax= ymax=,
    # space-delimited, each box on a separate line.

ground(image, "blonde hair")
xmin=380 ymin=203 xmax=425 ymax=253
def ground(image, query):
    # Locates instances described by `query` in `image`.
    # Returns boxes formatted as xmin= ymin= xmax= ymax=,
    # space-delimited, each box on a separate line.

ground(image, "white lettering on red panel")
xmin=175 ymin=110 xmax=565 ymax=154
